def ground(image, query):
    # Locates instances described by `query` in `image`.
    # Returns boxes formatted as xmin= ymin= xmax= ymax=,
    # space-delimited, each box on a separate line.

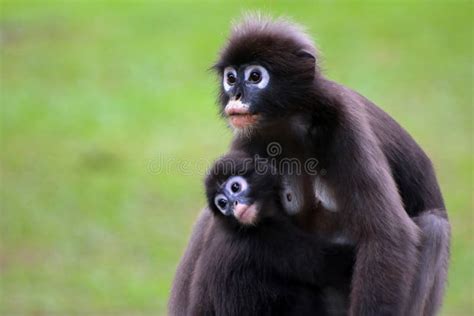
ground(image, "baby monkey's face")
xmin=213 ymin=175 xmax=259 ymax=225
xmin=206 ymin=153 xmax=283 ymax=226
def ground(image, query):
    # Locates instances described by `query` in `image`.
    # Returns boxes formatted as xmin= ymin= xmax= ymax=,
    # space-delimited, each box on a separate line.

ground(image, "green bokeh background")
xmin=1 ymin=1 xmax=472 ymax=315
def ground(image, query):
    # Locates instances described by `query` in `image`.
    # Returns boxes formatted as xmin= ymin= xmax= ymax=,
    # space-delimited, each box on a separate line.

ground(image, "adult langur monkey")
xmin=169 ymin=15 xmax=450 ymax=316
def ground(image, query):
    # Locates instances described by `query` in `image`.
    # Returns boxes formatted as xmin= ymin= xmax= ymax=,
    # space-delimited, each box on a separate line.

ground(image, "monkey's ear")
xmin=296 ymin=49 xmax=316 ymax=61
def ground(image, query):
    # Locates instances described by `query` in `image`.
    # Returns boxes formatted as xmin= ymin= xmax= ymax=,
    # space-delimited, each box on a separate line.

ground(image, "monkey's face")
xmin=214 ymin=16 xmax=317 ymax=132
xmin=205 ymin=153 xmax=282 ymax=226
xmin=220 ymin=64 xmax=271 ymax=129
xmin=213 ymin=175 xmax=260 ymax=225
xmin=217 ymin=61 xmax=314 ymax=132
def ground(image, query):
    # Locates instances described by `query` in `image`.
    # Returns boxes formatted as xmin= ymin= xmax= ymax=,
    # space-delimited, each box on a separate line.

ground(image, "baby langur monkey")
xmin=187 ymin=152 xmax=353 ymax=316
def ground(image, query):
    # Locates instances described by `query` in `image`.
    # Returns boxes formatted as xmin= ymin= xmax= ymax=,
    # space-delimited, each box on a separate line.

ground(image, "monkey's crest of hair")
xmin=232 ymin=13 xmax=317 ymax=55
xmin=214 ymin=13 xmax=320 ymax=72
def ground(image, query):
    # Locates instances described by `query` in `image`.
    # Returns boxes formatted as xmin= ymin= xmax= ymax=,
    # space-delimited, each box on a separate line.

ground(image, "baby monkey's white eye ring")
xmin=214 ymin=194 xmax=229 ymax=213
xmin=244 ymin=65 xmax=269 ymax=89
xmin=223 ymin=67 xmax=237 ymax=92
xmin=225 ymin=176 xmax=248 ymax=195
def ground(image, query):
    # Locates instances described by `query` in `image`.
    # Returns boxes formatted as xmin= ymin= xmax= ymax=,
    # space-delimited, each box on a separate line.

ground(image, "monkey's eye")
xmin=223 ymin=67 xmax=237 ymax=92
xmin=230 ymin=182 xmax=241 ymax=193
xmin=214 ymin=194 xmax=229 ymax=213
xmin=218 ymin=198 xmax=227 ymax=209
xmin=225 ymin=176 xmax=248 ymax=195
xmin=244 ymin=65 xmax=270 ymax=89
xmin=248 ymin=71 xmax=261 ymax=83
xmin=226 ymin=73 xmax=236 ymax=85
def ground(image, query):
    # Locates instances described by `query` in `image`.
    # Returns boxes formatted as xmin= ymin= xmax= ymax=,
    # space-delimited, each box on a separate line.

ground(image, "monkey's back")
xmin=328 ymin=80 xmax=446 ymax=217
xmin=363 ymin=93 xmax=445 ymax=217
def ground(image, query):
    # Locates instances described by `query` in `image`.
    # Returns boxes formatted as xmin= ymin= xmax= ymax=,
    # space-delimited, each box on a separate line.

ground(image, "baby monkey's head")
xmin=205 ymin=152 xmax=282 ymax=226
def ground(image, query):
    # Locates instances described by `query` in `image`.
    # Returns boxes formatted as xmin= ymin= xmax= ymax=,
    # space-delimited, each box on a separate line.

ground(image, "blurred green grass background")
xmin=1 ymin=1 xmax=472 ymax=315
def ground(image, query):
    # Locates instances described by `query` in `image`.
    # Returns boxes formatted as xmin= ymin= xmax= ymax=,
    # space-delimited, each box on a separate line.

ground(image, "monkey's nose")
xmin=235 ymin=92 xmax=242 ymax=100
xmin=234 ymin=201 xmax=238 ymax=206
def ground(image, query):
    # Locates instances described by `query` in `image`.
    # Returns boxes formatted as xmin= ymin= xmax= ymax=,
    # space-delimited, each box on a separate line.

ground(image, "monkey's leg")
xmin=405 ymin=209 xmax=450 ymax=316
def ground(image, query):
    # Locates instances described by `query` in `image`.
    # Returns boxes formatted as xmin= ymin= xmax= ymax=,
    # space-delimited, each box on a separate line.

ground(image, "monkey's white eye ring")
xmin=225 ymin=176 xmax=248 ymax=195
xmin=223 ymin=67 xmax=237 ymax=92
xmin=214 ymin=194 xmax=229 ymax=213
xmin=244 ymin=65 xmax=269 ymax=89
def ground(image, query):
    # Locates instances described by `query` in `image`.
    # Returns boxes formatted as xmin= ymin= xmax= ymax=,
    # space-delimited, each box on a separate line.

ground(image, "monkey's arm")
xmin=360 ymin=86 xmax=450 ymax=316
xmin=335 ymin=146 xmax=420 ymax=315
xmin=324 ymin=103 xmax=421 ymax=316
xmin=168 ymin=208 xmax=212 ymax=316
xmin=334 ymin=82 xmax=451 ymax=315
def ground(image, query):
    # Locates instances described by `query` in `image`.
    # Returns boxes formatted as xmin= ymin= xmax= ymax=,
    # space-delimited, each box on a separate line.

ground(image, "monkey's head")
xmin=205 ymin=152 xmax=283 ymax=226
xmin=213 ymin=14 xmax=318 ymax=132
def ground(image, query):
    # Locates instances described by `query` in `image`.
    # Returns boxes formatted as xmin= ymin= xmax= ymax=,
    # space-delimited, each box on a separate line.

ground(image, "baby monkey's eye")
xmin=217 ymin=198 xmax=228 ymax=209
xmin=225 ymin=176 xmax=248 ymax=195
xmin=214 ymin=194 xmax=229 ymax=213
xmin=249 ymin=71 xmax=261 ymax=83
xmin=231 ymin=182 xmax=241 ymax=193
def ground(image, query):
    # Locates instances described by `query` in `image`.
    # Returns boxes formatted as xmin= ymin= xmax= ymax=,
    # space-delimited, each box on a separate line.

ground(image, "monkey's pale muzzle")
xmin=225 ymin=100 xmax=259 ymax=128
xmin=233 ymin=203 xmax=257 ymax=225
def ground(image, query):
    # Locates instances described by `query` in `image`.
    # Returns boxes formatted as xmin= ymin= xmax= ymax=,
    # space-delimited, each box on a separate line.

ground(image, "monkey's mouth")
xmin=233 ymin=203 xmax=257 ymax=225
xmin=226 ymin=109 xmax=259 ymax=128
xmin=228 ymin=114 xmax=259 ymax=128
xmin=224 ymin=100 xmax=259 ymax=128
